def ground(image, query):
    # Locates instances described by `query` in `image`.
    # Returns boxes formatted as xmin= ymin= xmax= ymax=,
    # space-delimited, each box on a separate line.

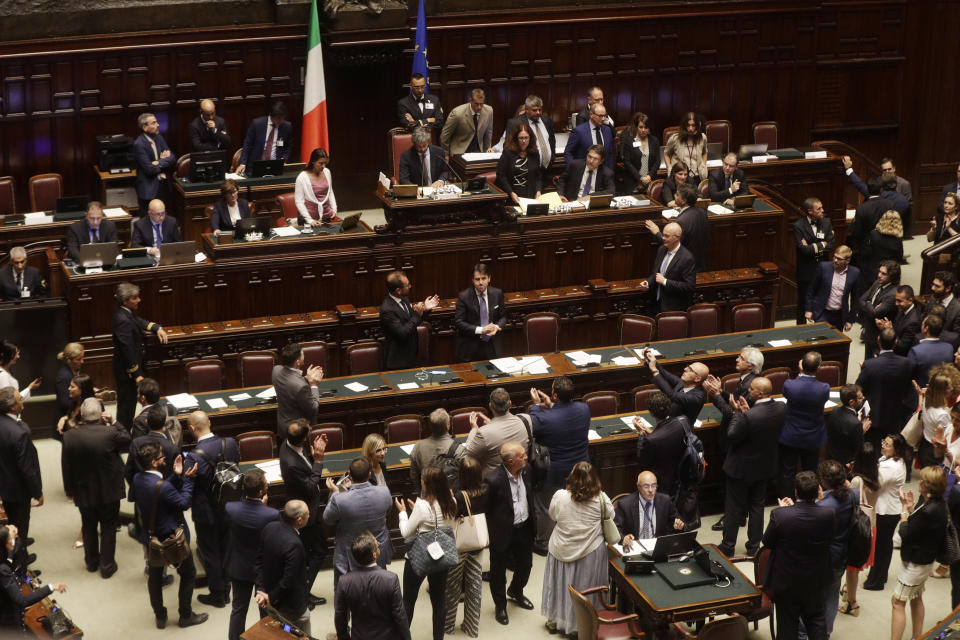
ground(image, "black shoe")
xmin=532 ymin=545 xmax=548 ymax=557
xmin=717 ymin=546 xmax=735 ymax=558
xmin=24 ymin=553 xmax=36 ymax=566
xmin=308 ymin=594 xmax=326 ymax=609
xmin=100 ymin=562 xmax=118 ymax=579
xmin=162 ymin=574 xmax=175 ymax=587
xmin=24 ymin=537 xmax=34 ymax=547
xmin=86 ymin=564 xmax=98 ymax=573
xmin=862 ymin=582 xmax=885 ymax=591
xmin=495 ymin=606 xmax=509 ymax=625
xmin=482 ymin=571 xmax=490 ymax=582
xmin=744 ymin=546 xmax=759 ymax=558
xmin=155 ymin=615 xmax=167 ymax=629
xmin=711 ymin=517 xmax=725 ymax=532
xmin=197 ymin=592 xmax=226 ymax=608
xmin=178 ymin=612 xmax=208 ymax=628
xmin=507 ymin=591 xmax=534 ymax=610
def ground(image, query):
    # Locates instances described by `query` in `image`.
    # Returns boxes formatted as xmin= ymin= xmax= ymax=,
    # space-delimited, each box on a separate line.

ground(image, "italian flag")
xmin=301 ymin=0 xmax=329 ymax=161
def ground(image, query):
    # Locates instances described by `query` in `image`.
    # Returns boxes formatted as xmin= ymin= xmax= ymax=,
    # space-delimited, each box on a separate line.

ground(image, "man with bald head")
xmin=704 ymin=375 xmax=784 ymax=556
xmin=638 ymin=221 xmax=697 ymax=314
xmin=186 ymin=410 xmax=239 ymax=608
xmin=131 ymin=199 xmax=182 ymax=256
xmin=256 ymin=500 xmax=312 ymax=636
xmin=615 ymin=471 xmax=684 ymax=550
xmin=189 ymin=99 xmax=231 ymax=152
xmin=643 ymin=348 xmax=708 ymax=426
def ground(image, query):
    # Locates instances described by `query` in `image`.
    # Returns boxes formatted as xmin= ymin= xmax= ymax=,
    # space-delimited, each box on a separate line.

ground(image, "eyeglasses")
xmin=640 ymin=483 xmax=658 ymax=490
xmin=833 ymin=256 xmax=850 ymax=262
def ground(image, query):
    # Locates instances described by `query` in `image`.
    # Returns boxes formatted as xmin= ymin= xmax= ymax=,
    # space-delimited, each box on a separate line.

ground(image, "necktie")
xmin=262 ymin=124 xmax=276 ymax=160
xmin=90 ymin=228 xmax=99 ymax=243
xmin=153 ymin=223 xmax=162 ymax=248
xmin=640 ymin=501 xmax=652 ymax=539
xmin=473 ymin=113 xmax=480 ymax=148
xmin=148 ymin=137 xmax=159 ymax=161
xmin=420 ymin=153 xmax=430 ymax=186
xmin=726 ymin=176 xmax=732 ymax=190
xmin=594 ymin=126 xmax=602 ymax=145
xmin=582 ymin=170 xmax=593 ymax=197
xmin=657 ymin=251 xmax=673 ymax=300
xmin=402 ymin=299 xmax=411 ymax=316
xmin=532 ymin=121 xmax=549 ymax=169
xmin=15 ymin=273 xmax=22 ymax=293
xmin=871 ymin=284 xmax=884 ymax=305
xmin=479 ymin=295 xmax=490 ymax=342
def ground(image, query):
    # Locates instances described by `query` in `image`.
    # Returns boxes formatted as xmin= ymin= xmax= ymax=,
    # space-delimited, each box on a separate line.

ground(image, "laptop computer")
xmin=732 ymin=194 xmax=756 ymax=209
xmin=738 ymin=143 xmax=768 ymax=161
xmin=78 ymin=241 xmax=120 ymax=269
xmin=56 ymin=195 xmax=89 ymax=214
xmin=235 ymin=216 xmax=272 ymax=239
xmin=643 ymin=530 xmax=699 ymax=562
xmin=249 ymin=159 xmax=283 ymax=178
xmin=157 ymin=241 xmax=197 ymax=266
xmin=588 ymin=193 xmax=613 ymax=209
xmin=706 ymin=142 xmax=723 ymax=161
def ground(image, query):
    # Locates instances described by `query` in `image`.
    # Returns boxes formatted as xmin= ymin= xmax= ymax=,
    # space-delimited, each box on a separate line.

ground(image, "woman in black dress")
xmin=495 ymin=123 xmax=541 ymax=205
xmin=617 ymin=112 xmax=661 ymax=196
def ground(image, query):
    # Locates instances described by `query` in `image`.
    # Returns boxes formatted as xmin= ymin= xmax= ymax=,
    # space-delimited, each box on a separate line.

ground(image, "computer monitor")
xmin=235 ymin=216 xmax=272 ymax=239
xmin=738 ymin=143 xmax=768 ymax=161
xmin=157 ymin=241 xmax=197 ymax=266
xmin=250 ymin=159 xmax=283 ymax=178
xmin=78 ymin=241 xmax=120 ymax=269
xmin=189 ymin=150 xmax=226 ymax=183
xmin=647 ymin=530 xmax=699 ymax=562
xmin=55 ymin=195 xmax=89 ymax=214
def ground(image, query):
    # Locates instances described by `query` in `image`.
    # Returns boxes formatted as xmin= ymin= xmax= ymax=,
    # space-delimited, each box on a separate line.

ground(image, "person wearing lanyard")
xmin=131 ymin=200 xmax=181 ymax=257
xmin=236 ymin=101 xmax=293 ymax=176
xmin=0 ymin=247 xmax=46 ymax=301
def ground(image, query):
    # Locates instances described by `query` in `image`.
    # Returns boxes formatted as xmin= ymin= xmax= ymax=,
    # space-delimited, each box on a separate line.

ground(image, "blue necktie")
xmin=641 ymin=501 xmax=652 ymax=539
xmin=479 ymin=295 xmax=490 ymax=342
xmin=583 ymin=170 xmax=593 ymax=197
xmin=153 ymin=223 xmax=162 ymax=248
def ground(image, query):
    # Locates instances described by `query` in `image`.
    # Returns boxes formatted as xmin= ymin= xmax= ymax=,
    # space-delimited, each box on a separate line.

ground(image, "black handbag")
xmin=38 ymin=605 xmax=75 ymax=638
xmin=938 ymin=510 xmax=960 ymax=566
xmin=406 ymin=505 xmax=458 ymax=576
xmin=519 ymin=413 xmax=550 ymax=485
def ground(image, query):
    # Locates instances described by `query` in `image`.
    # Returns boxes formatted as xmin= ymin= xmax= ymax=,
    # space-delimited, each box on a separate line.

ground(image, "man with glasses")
xmin=131 ymin=199 xmax=182 ymax=257
xmin=188 ymin=99 xmax=231 ymax=152
xmin=804 ymin=245 xmax=860 ymax=331
xmin=65 ymin=201 xmax=118 ymax=262
xmin=615 ymin=471 xmax=685 ymax=550
xmin=499 ymin=94 xmax=556 ymax=168
xmin=574 ymin=86 xmax=614 ymax=128
xmin=0 ymin=246 xmax=46 ymax=301
xmin=708 ymin=153 xmax=749 ymax=205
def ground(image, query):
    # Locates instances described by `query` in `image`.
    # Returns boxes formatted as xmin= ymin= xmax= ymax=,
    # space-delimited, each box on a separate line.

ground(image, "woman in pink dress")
xmin=294 ymin=147 xmax=339 ymax=225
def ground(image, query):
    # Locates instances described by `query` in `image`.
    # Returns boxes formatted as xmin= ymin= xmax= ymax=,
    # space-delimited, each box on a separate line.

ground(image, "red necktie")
xmin=261 ymin=124 xmax=275 ymax=160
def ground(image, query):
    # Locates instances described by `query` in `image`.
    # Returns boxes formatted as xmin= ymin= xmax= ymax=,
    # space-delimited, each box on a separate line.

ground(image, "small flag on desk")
xmin=412 ymin=0 xmax=429 ymax=89
xmin=301 ymin=0 xmax=329 ymax=160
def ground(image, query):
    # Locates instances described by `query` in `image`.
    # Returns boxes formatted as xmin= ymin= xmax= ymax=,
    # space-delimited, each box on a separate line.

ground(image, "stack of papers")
xmin=706 ymin=159 xmax=723 ymax=168
xmin=225 ymin=172 xmax=246 ymax=180
xmin=166 ymin=393 xmax=199 ymax=411
xmin=752 ymin=154 xmax=779 ymax=163
xmin=396 ymin=382 xmax=419 ymax=390
xmin=566 ymin=350 xmax=602 ymax=366
xmin=255 ymin=387 xmax=276 ymax=399
xmin=612 ymin=356 xmax=640 ymax=366
xmin=632 ymin=347 xmax=662 ymax=358
xmin=490 ymin=356 xmax=550 ymax=375
xmin=255 ymin=459 xmax=282 ymax=483
xmin=461 ymin=152 xmax=501 ymax=162
xmin=768 ymin=339 xmax=792 ymax=347
xmin=102 ymin=207 xmax=127 ymax=217
xmin=612 ymin=196 xmax=649 ymax=208
xmin=661 ymin=208 xmax=680 ymax=219
xmin=707 ymin=204 xmax=734 ymax=215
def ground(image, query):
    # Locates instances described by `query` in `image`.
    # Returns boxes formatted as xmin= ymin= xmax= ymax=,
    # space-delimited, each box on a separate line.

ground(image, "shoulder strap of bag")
xmin=461 ymin=490 xmax=473 ymax=517
xmin=446 ymin=439 xmax=460 ymax=458
xmin=148 ymin=479 xmax=164 ymax=535
xmin=599 ymin=491 xmax=608 ymax=521
xmin=518 ymin=412 xmax=535 ymax=448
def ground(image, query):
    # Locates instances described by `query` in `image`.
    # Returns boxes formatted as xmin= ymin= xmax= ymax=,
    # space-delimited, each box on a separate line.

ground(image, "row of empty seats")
xmin=0 ymin=173 xmax=64 ymax=215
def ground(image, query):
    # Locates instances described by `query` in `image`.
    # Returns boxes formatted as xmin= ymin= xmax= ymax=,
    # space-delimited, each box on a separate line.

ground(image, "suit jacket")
xmin=617 ymin=133 xmax=661 ymax=195
xmin=933 ymin=296 xmax=960 ymax=334
xmin=660 ymin=175 xmax=699 ymax=207
xmin=672 ymin=206 xmax=710 ymax=271
xmin=322 ymin=481 xmax=393 ymax=574
xmin=131 ymin=402 xmax=177 ymax=440
xmin=239 ymin=116 xmax=294 ymax=167
xmin=397 ymin=93 xmax=444 ymax=130
xmin=0 ymin=414 xmax=42 ymax=506
xmin=440 ymin=102 xmax=493 ymax=155
xmin=556 ymin=159 xmax=615 ymax=201
xmin=0 ymin=557 xmax=52 ymax=628
xmin=714 ymin=395 xmax=783 ymax=481
xmin=131 ymin=215 xmax=181 ymax=248
xmin=484 ymin=464 xmax=534 ymax=552
xmin=124 ymin=431 xmax=179 ymax=493
xmin=826 ymin=407 xmax=862 ymax=465
xmin=279 ymin=440 xmax=324 ymax=521
xmin=762 ymin=500 xmax=835 ymax=593
xmin=707 ymin=168 xmax=749 ymax=202
xmin=893 ymin=304 xmax=923 ymax=356
xmin=334 ymin=565 xmax=410 ymax=640
xmin=256 ymin=520 xmax=308 ymax=616
xmin=188 ymin=115 xmax=231 ymax=152
xmin=495 ymin=149 xmax=542 ymax=199
xmin=857 ymin=281 xmax=898 ymax=349
xmin=847 ymin=170 xmax=910 ymax=218
xmin=646 ymin=244 xmax=696 ymax=312
xmin=652 ymin=367 xmax=705 ymax=426
xmin=849 ymin=196 xmax=895 ymax=251
xmin=780 ymin=375 xmax=830 ymax=449
xmin=908 ymin=339 xmax=955 ymax=386
xmin=398 ymin=145 xmax=451 ymax=186
xmin=861 ymin=230 xmax=903 ymax=281
xmin=130 ymin=470 xmax=194 ymax=543
xmin=613 ymin=491 xmax=679 ymax=540
xmin=65 ymin=218 xmax=119 ymax=262
xmin=225 ymin=498 xmax=280 ymax=582
xmin=453 ymin=286 xmax=506 ymax=362
xmin=111 ymin=306 xmax=160 ymax=389
xmin=132 ymin=133 xmax=176 ymax=200
xmin=530 ymin=401 xmax=591 ymax=488
xmin=503 ymin=115 xmax=556 ymax=167
xmin=792 ymin=216 xmax=835 ymax=284
xmin=636 ymin=416 xmax=687 ymax=497
xmin=0 ymin=266 xmax=46 ymax=301
xmin=563 ymin=121 xmax=615 ymax=169
xmin=899 ymin=496 xmax=948 ymax=566
xmin=806 ymin=262 xmax=861 ymax=325
xmin=272 ymin=365 xmax=319 ymax=440
xmin=210 ymin=198 xmax=251 ymax=232
xmin=855 ymin=351 xmax=917 ymax=435
xmin=62 ymin=421 xmax=130 ymax=507
xmin=379 ymin=295 xmax=428 ymax=370
xmin=55 ymin=363 xmax=74 ymax=420
xmin=189 ymin=435 xmax=239 ymax=524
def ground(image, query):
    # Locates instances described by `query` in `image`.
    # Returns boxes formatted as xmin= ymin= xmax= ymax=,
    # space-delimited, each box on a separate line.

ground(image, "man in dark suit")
xmin=527 ymin=376 xmax=591 ymax=551
xmin=930 ymin=271 xmax=960 ymax=334
xmin=189 ymin=99 xmax=231 ymax=152
xmin=485 ymin=441 xmax=535 ymax=625
xmin=705 ymin=375 xmax=784 ymax=556
xmin=708 ymin=153 xmax=749 ymax=204
xmin=112 ymin=282 xmax=168 ymax=431
xmin=637 ymin=222 xmax=697 ymax=314
xmin=556 ymin=144 xmax=614 ymax=202
xmin=573 ymin=86 xmax=613 ymax=128
xmin=125 ymin=405 xmax=180 ymax=503
xmin=334 ymin=531 xmax=410 ymax=640
xmin=131 ymin=377 xmax=178 ymax=441
xmin=826 ymin=384 xmax=868 ymax=465
xmin=615 ymin=470 xmax=684 ymax=549
xmin=856 ymin=328 xmax=917 ymax=449
xmin=397 ymin=72 xmax=444 ymax=131
xmin=564 ymin=103 xmax=614 ymax=169
xmin=379 ymin=269 xmax=439 ymax=370
xmin=131 ymin=199 xmax=182 ymax=255
xmin=225 ymin=470 xmax=279 ymax=640
xmin=255 ymin=500 xmax=312 ymax=636
xmin=804 ymin=246 xmax=861 ymax=331
xmin=454 ymin=263 xmax=506 ymax=362
xmin=237 ymin=101 xmax=293 ymax=176
xmin=62 ymin=397 xmax=130 ymax=578
xmin=644 ymin=350 xmax=708 ymax=427
xmin=129 ymin=441 xmax=207 ymax=629
xmin=279 ymin=419 xmax=328 ymax=608
xmin=848 ymin=177 xmax=895 ymax=255
xmin=793 ymin=197 xmax=835 ymax=324
xmin=645 ymin=185 xmax=710 ymax=270
xmin=858 ymin=259 xmax=900 ymax=358
xmin=185 ymin=411 xmax=239 ymax=608
xmin=0 ymin=388 xmax=42 ymax=552
xmin=132 ymin=112 xmax=176 ymax=214
xmin=762 ymin=471 xmax=835 ymax=640
xmin=635 ymin=391 xmax=688 ymax=498
xmin=502 ymin=95 xmax=556 ymax=169
xmin=879 ymin=284 xmax=922 ymax=356
xmin=399 ymin=126 xmax=451 ymax=187
xmin=0 ymin=246 xmax=45 ymax=301
xmin=778 ymin=352 xmax=830 ymax=498
xmin=272 ymin=342 xmax=324 ymax=441
xmin=908 ymin=315 xmax=955 ymax=387
xmin=927 ymin=304 xmax=960 ymax=350
xmin=65 ymin=201 xmax=119 ymax=262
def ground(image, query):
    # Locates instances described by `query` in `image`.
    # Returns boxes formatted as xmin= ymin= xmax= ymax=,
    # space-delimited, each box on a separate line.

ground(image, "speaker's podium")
xmin=241 ymin=616 xmax=306 ymax=640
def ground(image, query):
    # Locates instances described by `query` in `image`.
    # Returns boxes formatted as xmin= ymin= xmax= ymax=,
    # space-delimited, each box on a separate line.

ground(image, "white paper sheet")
xmin=194 ymin=252 xmax=207 ymax=263
xmin=633 ymin=347 xmax=662 ymax=358
xmin=461 ymin=152 xmax=502 ymax=162
xmin=829 ymin=391 xmax=840 ymax=399
xmin=255 ymin=387 xmax=276 ymax=399
xmin=205 ymin=398 xmax=227 ymax=409
xmin=166 ymin=393 xmax=199 ymax=410
xmin=612 ymin=356 xmax=640 ymax=366
xmin=272 ymin=226 xmax=300 ymax=237
xmin=344 ymin=382 xmax=369 ymax=393
xmin=804 ymin=151 xmax=828 ymax=159
xmin=661 ymin=208 xmax=680 ymax=219
xmin=622 ymin=415 xmax=653 ymax=431
xmin=102 ymin=207 xmax=127 ymax=217
xmin=708 ymin=204 xmax=733 ymax=215
xmin=824 ymin=400 xmax=837 ymax=408
xmin=846 ymin=208 xmax=856 ymax=220
xmin=706 ymin=159 xmax=723 ymax=167
xmin=612 ymin=538 xmax=656 ymax=556
xmin=588 ymin=429 xmax=601 ymax=441
xmin=230 ymin=393 xmax=252 ymax=401
xmin=768 ymin=339 xmax=792 ymax=347
xmin=490 ymin=357 xmax=521 ymax=373
xmin=255 ymin=459 xmax=282 ymax=482
xmin=396 ymin=382 xmax=419 ymax=390
xmin=399 ymin=444 xmax=416 ymax=454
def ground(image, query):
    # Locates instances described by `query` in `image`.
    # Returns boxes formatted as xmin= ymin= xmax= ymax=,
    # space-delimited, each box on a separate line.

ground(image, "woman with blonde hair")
xmin=361 ymin=432 xmax=389 ymax=490
xmin=917 ymin=364 xmax=960 ymax=468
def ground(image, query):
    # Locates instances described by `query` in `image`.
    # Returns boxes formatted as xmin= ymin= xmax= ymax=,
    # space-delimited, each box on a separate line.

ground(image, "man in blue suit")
xmin=130 ymin=441 xmax=208 ymax=629
xmin=236 ymin=101 xmax=294 ymax=175
xmin=527 ymin=376 xmax=591 ymax=552
xmin=778 ymin=352 xmax=830 ymax=498
xmin=132 ymin=112 xmax=176 ymax=215
xmin=131 ymin=200 xmax=182 ymax=255
xmin=225 ymin=470 xmax=279 ymax=640
xmin=804 ymin=246 xmax=860 ymax=331
xmin=843 ymin=155 xmax=910 ymax=221
xmin=908 ymin=315 xmax=955 ymax=387
xmin=563 ymin=103 xmax=615 ymax=170
xmin=256 ymin=500 xmax=312 ymax=637
xmin=856 ymin=328 xmax=917 ymax=449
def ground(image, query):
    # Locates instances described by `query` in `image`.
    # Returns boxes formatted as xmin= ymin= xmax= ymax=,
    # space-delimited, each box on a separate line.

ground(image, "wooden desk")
xmin=22 ymin=572 xmax=83 ymax=639
xmin=375 ymin=183 xmax=509 ymax=233
xmin=93 ymin=165 xmax=137 ymax=213
xmin=0 ymin=211 xmax=131 ymax=259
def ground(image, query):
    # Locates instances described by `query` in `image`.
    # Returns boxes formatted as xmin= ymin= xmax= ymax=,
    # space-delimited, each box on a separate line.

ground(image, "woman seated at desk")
xmin=210 ymin=179 xmax=251 ymax=235
xmin=661 ymin=161 xmax=698 ymax=208
xmin=294 ymin=147 xmax=339 ymax=226
xmin=495 ymin=123 xmax=541 ymax=205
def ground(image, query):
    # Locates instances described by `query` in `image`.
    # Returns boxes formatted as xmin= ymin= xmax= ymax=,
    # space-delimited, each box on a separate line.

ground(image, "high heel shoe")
xmin=838 ymin=601 xmax=860 ymax=617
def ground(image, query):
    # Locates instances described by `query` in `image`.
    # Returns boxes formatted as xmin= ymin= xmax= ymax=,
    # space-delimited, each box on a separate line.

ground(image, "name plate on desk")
xmin=804 ymin=150 xmax=828 ymax=159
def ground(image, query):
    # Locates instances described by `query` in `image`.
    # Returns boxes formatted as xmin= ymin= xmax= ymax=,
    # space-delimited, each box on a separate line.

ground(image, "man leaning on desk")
xmin=235 ymin=101 xmax=293 ymax=176
xmin=399 ymin=127 xmax=450 ymax=187
xmin=65 ymin=201 xmax=118 ymax=262
xmin=131 ymin=200 xmax=181 ymax=257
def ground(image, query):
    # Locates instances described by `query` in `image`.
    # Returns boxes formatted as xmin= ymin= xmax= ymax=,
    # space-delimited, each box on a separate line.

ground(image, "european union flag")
xmin=412 ymin=0 xmax=429 ymax=91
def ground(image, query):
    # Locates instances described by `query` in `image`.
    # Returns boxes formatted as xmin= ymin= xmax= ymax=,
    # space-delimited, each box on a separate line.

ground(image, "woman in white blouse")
xmin=862 ymin=434 xmax=908 ymax=590
xmin=395 ymin=466 xmax=458 ymax=640
xmin=294 ymin=147 xmax=338 ymax=226
xmin=210 ymin=179 xmax=251 ymax=235
xmin=0 ymin=341 xmax=39 ymax=401
xmin=917 ymin=366 xmax=959 ymax=468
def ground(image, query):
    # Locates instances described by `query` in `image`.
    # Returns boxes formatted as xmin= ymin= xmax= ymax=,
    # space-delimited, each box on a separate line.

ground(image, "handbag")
xmin=600 ymin=492 xmax=621 ymax=545
xmin=38 ymin=606 xmax=75 ymax=638
xmin=938 ymin=510 xmax=960 ymax=566
xmin=901 ymin=410 xmax=923 ymax=448
xmin=145 ymin=480 xmax=191 ymax=568
xmin=519 ymin=413 xmax=551 ymax=486
xmin=406 ymin=503 xmax=459 ymax=576
xmin=455 ymin=491 xmax=489 ymax=552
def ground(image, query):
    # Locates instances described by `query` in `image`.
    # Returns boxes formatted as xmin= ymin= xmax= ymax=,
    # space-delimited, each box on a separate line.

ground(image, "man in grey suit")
xmin=334 ymin=531 xmax=410 ymax=640
xmin=272 ymin=342 xmax=323 ymax=442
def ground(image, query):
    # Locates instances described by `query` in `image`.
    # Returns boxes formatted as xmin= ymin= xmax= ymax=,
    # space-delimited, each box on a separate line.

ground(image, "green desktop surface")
xmin=380 ymin=367 xmax=463 ymax=388
xmin=176 ymin=174 xmax=295 ymax=193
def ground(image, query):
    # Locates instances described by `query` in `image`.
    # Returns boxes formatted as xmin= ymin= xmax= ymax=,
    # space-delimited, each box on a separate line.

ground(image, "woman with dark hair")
xmin=0 ymin=525 xmax=66 ymax=631
xmin=664 ymin=111 xmax=708 ymax=181
xmin=660 ymin=161 xmax=697 ymax=208
xmin=541 ymin=461 xmax=614 ymax=636
xmin=444 ymin=456 xmax=489 ymax=637
xmin=0 ymin=341 xmax=39 ymax=400
xmin=294 ymin=147 xmax=338 ymax=225
xmin=929 ymin=192 xmax=960 ymax=244
xmin=841 ymin=442 xmax=879 ymax=616
xmin=495 ymin=123 xmax=541 ymax=205
xmin=210 ymin=178 xmax=251 ymax=234
xmin=863 ymin=433 xmax=909 ymax=590
xmin=617 ymin=112 xmax=661 ymax=196
xmin=396 ymin=465 xmax=457 ymax=640
xmin=56 ymin=374 xmax=97 ymax=436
